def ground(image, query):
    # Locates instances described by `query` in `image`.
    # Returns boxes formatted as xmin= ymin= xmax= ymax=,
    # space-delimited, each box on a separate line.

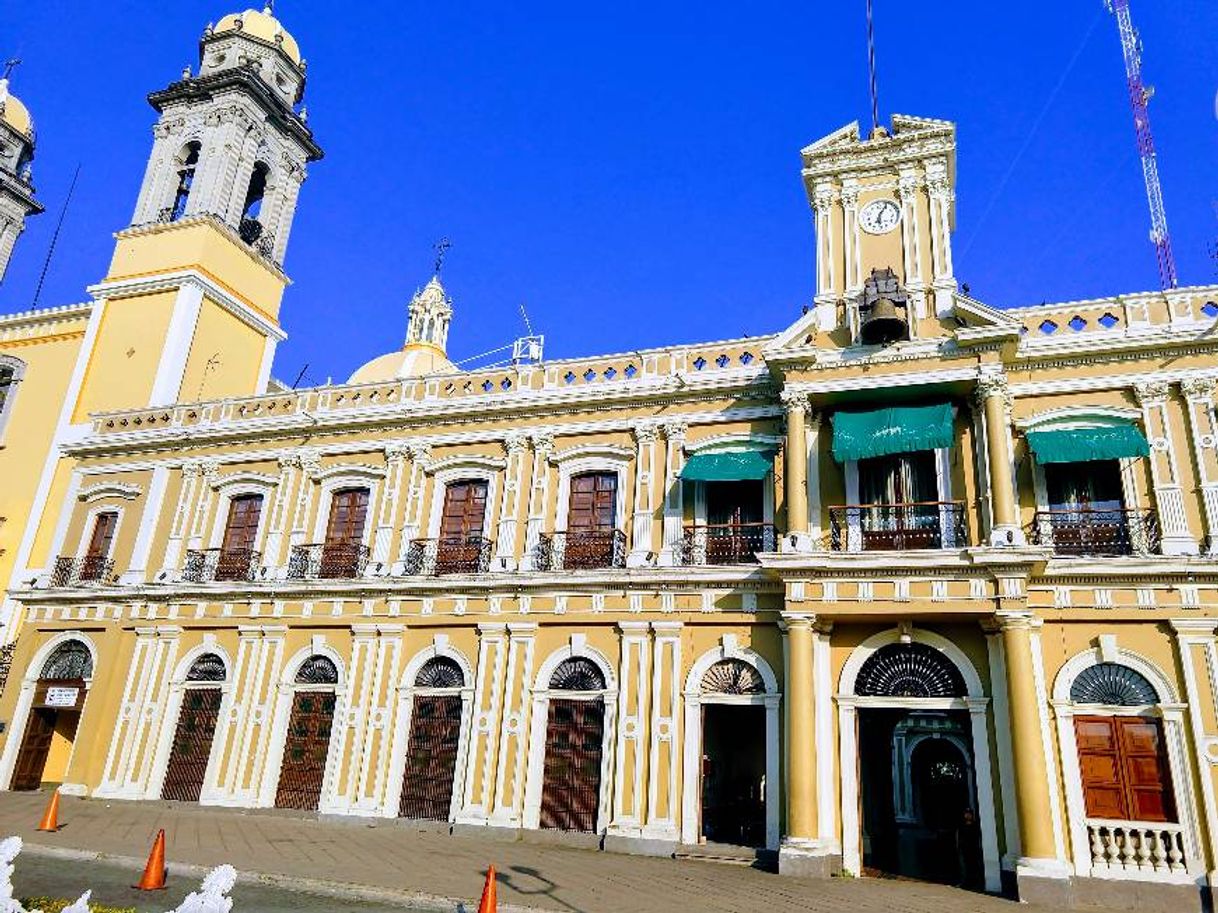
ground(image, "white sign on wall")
xmin=44 ymin=687 xmax=79 ymax=708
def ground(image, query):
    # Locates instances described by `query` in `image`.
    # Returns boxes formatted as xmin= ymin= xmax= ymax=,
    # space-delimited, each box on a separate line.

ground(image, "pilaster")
xmin=392 ymin=443 xmax=430 ymax=574
xmin=976 ymin=371 xmax=1023 ymax=546
xmin=520 ymin=434 xmax=554 ymax=571
xmin=489 ymin=622 xmax=537 ymax=826
xmin=610 ymin=621 xmax=651 ymax=836
xmin=1170 ymin=619 xmax=1218 ymax=882
xmin=658 ymin=423 xmax=686 ymax=566
xmin=628 ymin=424 xmax=659 ymax=567
xmin=1180 ymin=378 xmax=1218 ymax=554
xmin=1137 ymin=382 xmax=1198 ymax=555
xmin=456 ymin=623 xmax=508 ymax=825
xmin=493 ymin=435 xmax=528 ymax=571
xmin=370 ymin=445 xmax=409 ymax=571
xmin=643 ymin=621 xmax=681 ymax=840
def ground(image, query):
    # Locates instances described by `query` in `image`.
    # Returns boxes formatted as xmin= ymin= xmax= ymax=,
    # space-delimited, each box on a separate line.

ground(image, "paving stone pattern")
xmin=0 ymin=793 xmax=1068 ymax=913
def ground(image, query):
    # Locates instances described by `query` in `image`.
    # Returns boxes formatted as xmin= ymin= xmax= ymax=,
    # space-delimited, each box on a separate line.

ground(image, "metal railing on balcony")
xmin=535 ymin=529 xmax=628 ymax=571
xmin=1028 ymin=508 xmax=1159 ymax=556
xmin=828 ymin=501 xmax=967 ymax=552
xmin=287 ymin=542 xmax=370 ymax=580
xmin=402 ymin=536 xmax=494 ymax=576
xmin=49 ymin=556 xmax=115 ymax=587
xmin=676 ymin=522 xmax=778 ymax=566
xmin=182 ymin=548 xmax=262 ymax=583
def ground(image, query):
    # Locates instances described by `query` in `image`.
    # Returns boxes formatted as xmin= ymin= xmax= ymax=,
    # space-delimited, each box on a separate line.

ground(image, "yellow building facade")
xmin=2 ymin=8 xmax=1218 ymax=911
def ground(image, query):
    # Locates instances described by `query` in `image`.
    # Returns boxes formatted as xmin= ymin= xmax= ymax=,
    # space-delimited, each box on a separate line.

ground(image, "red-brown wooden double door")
xmin=435 ymin=481 xmax=489 ymax=573
xmin=539 ymin=698 xmax=604 ymax=832
xmin=216 ymin=495 xmax=263 ymax=581
xmin=1075 ymin=715 xmax=1175 ymax=821
xmin=398 ymin=694 xmax=463 ymax=820
xmin=274 ymin=691 xmax=337 ymax=810
xmin=161 ymin=688 xmax=223 ymax=802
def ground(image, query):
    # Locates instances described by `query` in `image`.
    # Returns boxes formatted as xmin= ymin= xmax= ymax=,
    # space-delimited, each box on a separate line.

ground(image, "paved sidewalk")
xmin=0 ymin=793 xmax=1057 ymax=913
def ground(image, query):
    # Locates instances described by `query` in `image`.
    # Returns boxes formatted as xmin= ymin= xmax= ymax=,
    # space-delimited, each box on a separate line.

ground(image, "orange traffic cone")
xmin=35 ymin=790 xmax=61 ymax=832
xmin=476 ymin=865 xmax=497 ymax=913
xmin=133 ymin=829 xmax=167 ymax=890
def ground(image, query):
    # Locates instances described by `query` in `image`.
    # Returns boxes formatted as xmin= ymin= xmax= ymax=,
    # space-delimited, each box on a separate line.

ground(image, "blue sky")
xmin=3 ymin=1 xmax=1216 ymax=385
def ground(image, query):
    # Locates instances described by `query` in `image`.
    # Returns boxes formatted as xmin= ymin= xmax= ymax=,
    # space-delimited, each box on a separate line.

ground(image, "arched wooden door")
xmin=275 ymin=655 xmax=339 ymax=811
xmin=12 ymin=640 xmax=93 ymax=791
xmin=161 ymin=653 xmax=227 ymax=802
xmin=398 ymin=657 xmax=465 ymax=821
xmin=540 ymin=658 xmax=607 ymax=833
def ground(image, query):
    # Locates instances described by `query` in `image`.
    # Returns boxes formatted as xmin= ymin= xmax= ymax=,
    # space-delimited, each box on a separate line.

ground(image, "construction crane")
xmin=1106 ymin=0 xmax=1178 ymax=289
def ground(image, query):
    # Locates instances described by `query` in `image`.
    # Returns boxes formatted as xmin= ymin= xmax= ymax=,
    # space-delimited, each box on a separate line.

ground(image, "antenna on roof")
xmin=864 ymin=0 xmax=882 ymax=137
xmin=433 ymin=237 xmax=452 ymax=277
xmin=31 ymin=163 xmax=81 ymax=310
xmin=514 ymin=302 xmax=543 ymax=365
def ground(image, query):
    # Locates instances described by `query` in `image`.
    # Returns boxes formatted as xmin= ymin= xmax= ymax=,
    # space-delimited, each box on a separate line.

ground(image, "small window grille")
xmin=701 ymin=659 xmax=765 ymax=695
xmin=715 ymin=354 xmax=730 ymax=368
xmin=624 ymin=364 xmax=638 ymax=378
xmin=41 ymin=640 xmax=93 ymax=680
xmin=186 ymin=653 xmax=227 ymax=682
xmin=604 ymin=367 xmax=617 ymax=380
xmin=692 ymin=357 xmax=707 ymax=370
xmin=1202 ymin=301 xmax=1218 ymax=318
xmin=855 ymin=642 xmax=966 ymax=698
xmin=564 ymin=372 xmax=576 ymax=385
xmin=1068 ymin=315 xmax=1088 ymax=332
xmin=1069 ymin=662 xmax=1158 ymax=706
xmin=583 ymin=369 xmax=596 ymax=382
xmin=740 ymin=352 xmax=754 ymax=365
xmin=295 ymin=655 xmax=339 ymax=685
xmin=481 ymin=380 xmax=494 ymax=392
xmin=415 ymin=656 xmax=464 ymax=689
xmin=549 ymin=657 xmax=606 ymax=691
xmin=1038 ymin=320 xmax=1059 ymax=335
xmin=1098 ymin=312 xmax=1120 ymax=329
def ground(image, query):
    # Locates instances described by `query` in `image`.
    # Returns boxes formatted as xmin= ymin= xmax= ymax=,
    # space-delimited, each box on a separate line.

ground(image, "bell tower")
xmin=800 ymin=116 xmax=958 ymax=343
xmin=0 ymin=63 xmax=43 ymax=284
xmin=74 ymin=5 xmax=323 ymax=420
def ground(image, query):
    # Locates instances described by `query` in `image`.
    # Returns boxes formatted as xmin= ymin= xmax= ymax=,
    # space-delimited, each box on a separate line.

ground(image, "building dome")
xmin=214 ymin=6 xmax=302 ymax=66
xmin=0 ymin=81 xmax=33 ymax=139
xmin=347 ymin=276 xmax=460 ymax=384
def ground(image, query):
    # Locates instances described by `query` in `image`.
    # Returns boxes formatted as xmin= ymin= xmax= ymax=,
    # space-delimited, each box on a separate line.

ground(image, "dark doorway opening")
xmin=12 ymin=679 xmax=86 ymax=791
xmin=161 ymin=688 xmax=223 ymax=802
xmin=858 ymin=708 xmax=983 ymax=888
xmin=274 ymin=691 xmax=336 ymax=810
xmin=399 ymin=694 xmax=462 ymax=821
xmin=700 ymin=704 xmax=766 ymax=847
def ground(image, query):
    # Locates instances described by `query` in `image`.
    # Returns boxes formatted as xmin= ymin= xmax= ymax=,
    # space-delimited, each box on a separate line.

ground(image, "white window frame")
xmin=309 ymin=469 xmax=384 ymax=547
xmin=683 ymin=433 xmax=780 ymax=528
xmin=74 ymin=504 xmax=126 ymax=562
xmin=553 ymin=454 xmax=630 ymax=534
xmin=424 ymin=465 xmax=501 ymax=543
xmin=0 ymin=354 xmax=27 ymax=444
xmin=842 ymin=447 xmax=954 ymax=551
xmin=206 ymin=474 xmax=278 ymax=551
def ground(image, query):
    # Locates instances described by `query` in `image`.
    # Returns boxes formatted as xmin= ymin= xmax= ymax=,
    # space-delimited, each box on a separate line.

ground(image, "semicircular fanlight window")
xmin=701 ymin=659 xmax=766 ymax=695
xmin=550 ymin=657 xmax=606 ymax=691
xmin=186 ymin=652 xmax=227 ymax=682
xmin=40 ymin=640 xmax=93 ymax=680
xmin=295 ymin=655 xmax=339 ymax=685
xmin=1070 ymin=662 xmax=1158 ymax=706
xmin=415 ymin=656 xmax=464 ymax=689
xmin=855 ymin=642 xmax=966 ymax=698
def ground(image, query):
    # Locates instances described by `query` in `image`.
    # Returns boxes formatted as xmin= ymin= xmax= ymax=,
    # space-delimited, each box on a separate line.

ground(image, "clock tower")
xmin=800 ymin=116 xmax=958 ymax=344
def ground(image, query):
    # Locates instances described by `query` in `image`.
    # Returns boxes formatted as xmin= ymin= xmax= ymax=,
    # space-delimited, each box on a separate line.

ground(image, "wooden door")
xmin=81 ymin=512 xmax=117 ymax=581
xmin=398 ymin=694 xmax=463 ymax=820
xmin=320 ymin=488 xmax=369 ymax=578
xmin=435 ymin=480 xmax=489 ymax=573
xmin=705 ymin=480 xmax=764 ymax=564
xmin=1046 ymin=461 xmax=1128 ymax=554
xmin=565 ymin=473 xmax=617 ymax=569
xmin=11 ymin=709 xmax=56 ymax=791
xmin=216 ymin=495 xmax=262 ymax=581
xmin=161 ymin=688 xmax=223 ymax=802
xmin=275 ymin=691 xmax=336 ymax=810
xmin=1075 ymin=715 xmax=1174 ymax=822
xmin=858 ymin=452 xmax=938 ymax=550
xmin=540 ymin=698 xmax=604 ymax=832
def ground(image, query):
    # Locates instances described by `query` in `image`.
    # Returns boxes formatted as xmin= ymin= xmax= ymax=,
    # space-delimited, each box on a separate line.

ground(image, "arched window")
xmin=185 ymin=652 xmax=227 ymax=683
xmin=169 ymin=142 xmax=201 ymax=222
xmin=701 ymin=658 xmax=766 ymax=695
xmin=414 ymin=656 xmax=464 ymax=689
xmin=41 ymin=640 xmax=93 ymax=680
xmin=241 ymin=162 xmax=269 ymax=224
xmin=295 ymin=655 xmax=339 ymax=685
xmin=0 ymin=355 xmax=25 ymax=441
xmin=855 ymin=642 xmax=967 ymax=698
xmin=1070 ymin=662 xmax=1158 ymax=706
xmin=549 ymin=657 xmax=606 ymax=691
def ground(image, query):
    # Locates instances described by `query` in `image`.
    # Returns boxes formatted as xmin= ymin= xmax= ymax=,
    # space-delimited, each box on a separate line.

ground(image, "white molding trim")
xmin=1017 ymin=405 xmax=1144 ymax=431
xmin=549 ymin=443 xmax=634 ymax=465
xmin=684 ymin=432 xmax=783 ymax=454
xmin=78 ymin=482 xmax=142 ymax=502
xmin=424 ymin=454 xmax=507 ymax=476
xmin=424 ymin=467 xmax=501 ymax=543
xmin=312 ymin=464 xmax=387 ymax=483
xmin=554 ymin=457 xmax=629 ymax=534
xmin=210 ymin=471 xmax=280 ymax=491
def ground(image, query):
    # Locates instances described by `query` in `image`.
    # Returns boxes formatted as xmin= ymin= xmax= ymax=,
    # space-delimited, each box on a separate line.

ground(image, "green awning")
xmin=681 ymin=449 xmax=775 ymax=481
xmin=831 ymin=403 xmax=955 ymax=463
xmin=1026 ymin=425 xmax=1150 ymax=464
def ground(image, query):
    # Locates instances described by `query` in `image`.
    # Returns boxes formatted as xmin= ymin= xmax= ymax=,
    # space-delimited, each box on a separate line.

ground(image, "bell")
xmin=860 ymin=297 xmax=908 ymax=346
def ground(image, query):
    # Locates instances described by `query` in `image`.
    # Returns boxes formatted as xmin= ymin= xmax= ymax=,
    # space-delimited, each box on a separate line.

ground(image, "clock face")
xmin=859 ymin=199 xmax=900 ymax=234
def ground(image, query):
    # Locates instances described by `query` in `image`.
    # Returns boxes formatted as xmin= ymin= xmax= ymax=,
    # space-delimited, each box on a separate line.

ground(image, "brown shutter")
xmin=1074 ymin=716 xmax=1128 ymax=819
xmin=221 ymin=495 xmax=263 ymax=553
xmin=1118 ymin=717 xmax=1175 ymax=822
xmin=325 ymin=488 xmax=370 ymax=544
xmin=86 ymin=512 xmax=118 ymax=558
xmin=567 ymin=472 xmax=617 ymax=532
xmin=440 ymin=480 xmax=489 ymax=540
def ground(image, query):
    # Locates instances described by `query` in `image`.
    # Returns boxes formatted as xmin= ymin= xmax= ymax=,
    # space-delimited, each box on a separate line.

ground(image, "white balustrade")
xmin=1086 ymin=819 xmax=1189 ymax=881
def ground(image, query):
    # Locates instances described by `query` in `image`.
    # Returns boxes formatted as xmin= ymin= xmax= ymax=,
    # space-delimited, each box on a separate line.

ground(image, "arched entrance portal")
xmin=539 ymin=657 xmax=607 ymax=833
xmin=12 ymin=640 xmax=93 ymax=791
xmin=161 ymin=653 xmax=227 ymax=802
xmin=274 ymin=655 xmax=339 ymax=811
xmin=398 ymin=657 xmax=465 ymax=821
xmin=840 ymin=633 xmax=1000 ymax=892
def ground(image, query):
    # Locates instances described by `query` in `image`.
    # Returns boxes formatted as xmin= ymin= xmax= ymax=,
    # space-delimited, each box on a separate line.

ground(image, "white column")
xmin=120 ymin=465 xmax=171 ymax=584
xmin=494 ymin=435 xmax=528 ymax=571
xmin=392 ymin=444 xmax=430 ymax=573
xmin=260 ymin=456 xmax=298 ymax=571
xmin=628 ymin=424 xmax=659 ymax=567
xmin=643 ymin=621 xmax=681 ymax=841
xmin=185 ymin=460 xmax=219 ymax=552
xmin=926 ymin=158 xmax=956 ymax=316
xmin=148 ymin=281 xmax=205 ymax=407
xmin=610 ymin=622 xmax=651 ymax=836
xmin=1181 ymin=378 xmax=1218 ymax=554
xmin=813 ymin=621 xmax=835 ymax=845
xmin=371 ymin=445 xmax=409 ymax=572
xmin=658 ymin=422 xmax=687 ymax=566
xmin=520 ymin=434 xmax=554 ymax=571
xmin=1137 ymin=381 xmax=1198 ymax=555
xmin=286 ymin=449 xmax=321 ymax=554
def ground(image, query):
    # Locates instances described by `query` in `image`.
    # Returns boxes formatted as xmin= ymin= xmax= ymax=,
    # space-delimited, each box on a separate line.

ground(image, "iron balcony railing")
xmin=828 ymin=501 xmax=967 ymax=552
xmin=535 ymin=529 xmax=628 ymax=571
xmin=402 ymin=536 xmax=494 ymax=576
xmin=676 ymin=522 xmax=779 ymax=566
xmin=1028 ymin=508 xmax=1159 ymax=557
xmin=182 ymin=548 xmax=262 ymax=583
xmin=287 ymin=542 xmax=371 ymax=580
xmin=49 ymin=556 xmax=115 ymax=587
xmin=239 ymin=217 xmax=276 ymax=261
